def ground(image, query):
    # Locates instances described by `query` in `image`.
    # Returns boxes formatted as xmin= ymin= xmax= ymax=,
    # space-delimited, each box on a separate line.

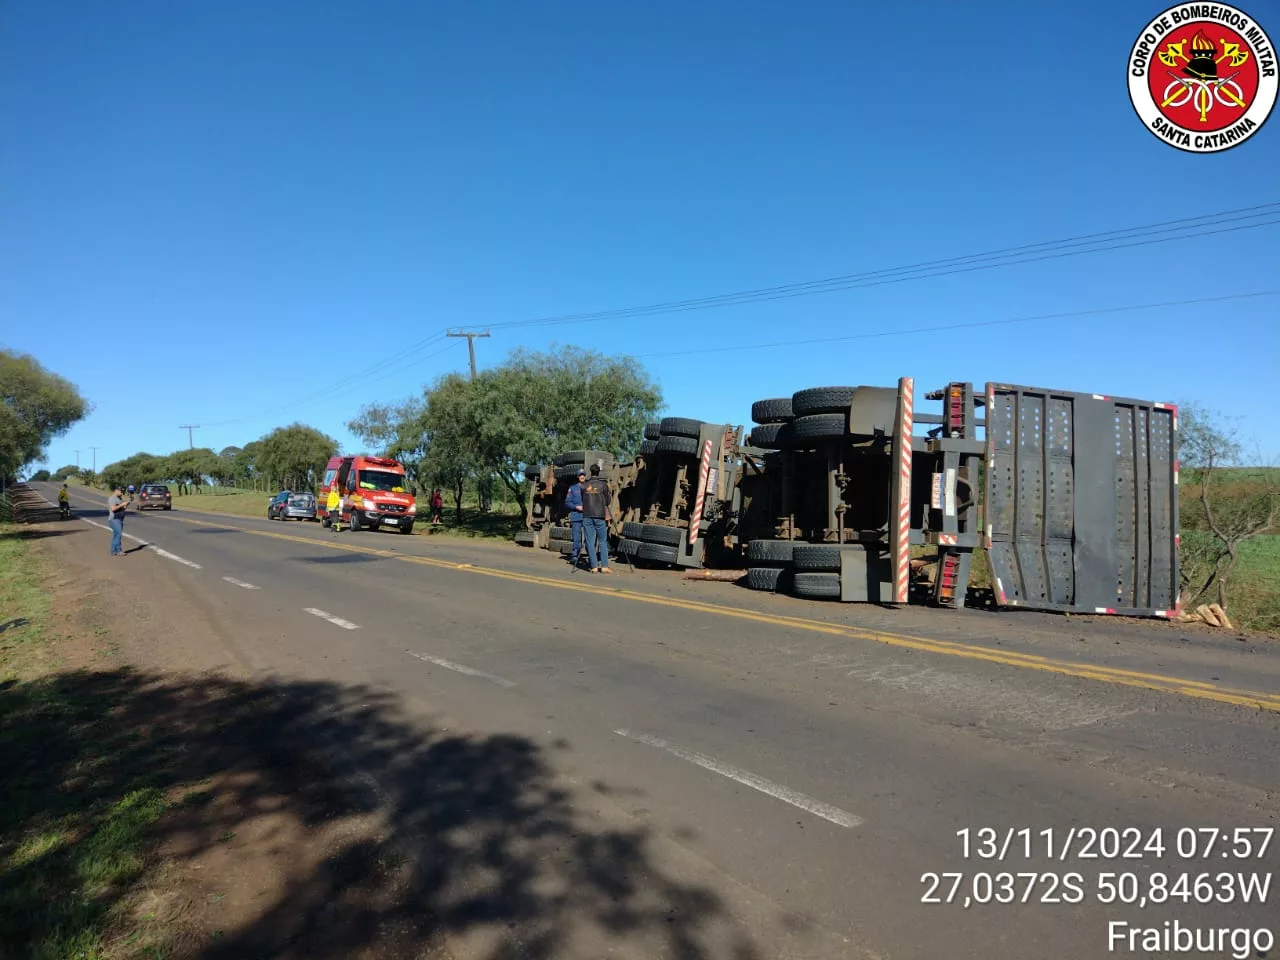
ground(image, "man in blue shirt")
xmin=564 ymin=469 xmax=587 ymax=566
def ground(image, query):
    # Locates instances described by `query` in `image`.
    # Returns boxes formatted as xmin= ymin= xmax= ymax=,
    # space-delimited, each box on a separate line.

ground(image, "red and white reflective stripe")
xmin=994 ymin=576 xmax=1007 ymax=605
xmin=1092 ymin=394 xmax=1111 ymax=401
xmin=937 ymin=533 xmax=957 ymax=546
xmin=687 ymin=439 xmax=713 ymax=545
xmin=893 ymin=377 xmax=914 ymax=603
xmin=1094 ymin=607 xmax=1118 ymax=615
xmin=1173 ymin=460 xmax=1180 ymax=485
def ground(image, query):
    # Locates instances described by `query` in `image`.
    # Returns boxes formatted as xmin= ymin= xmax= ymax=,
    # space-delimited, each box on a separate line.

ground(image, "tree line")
xmin=82 ymin=346 xmax=661 ymax=521
xmin=91 ymin=423 xmax=339 ymax=495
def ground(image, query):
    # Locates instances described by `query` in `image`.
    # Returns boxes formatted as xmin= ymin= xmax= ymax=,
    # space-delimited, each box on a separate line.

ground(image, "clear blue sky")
xmin=3 ymin=0 xmax=1278 ymax=474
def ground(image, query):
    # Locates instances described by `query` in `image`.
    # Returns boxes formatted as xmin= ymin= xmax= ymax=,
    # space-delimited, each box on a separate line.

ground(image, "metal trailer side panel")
xmin=984 ymin=384 xmax=1179 ymax=617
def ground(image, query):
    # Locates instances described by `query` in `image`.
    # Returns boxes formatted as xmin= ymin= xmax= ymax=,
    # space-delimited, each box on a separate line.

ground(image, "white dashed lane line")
xmin=222 ymin=576 xmax=260 ymax=590
xmin=304 ymin=608 xmax=360 ymax=630
xmin=406 ymin=650 xmax=517 ymax=688
xmin=78 ymin=516 xmax=203 ymax=569
xmin=614 ymin=728 xmax=864 ymax=829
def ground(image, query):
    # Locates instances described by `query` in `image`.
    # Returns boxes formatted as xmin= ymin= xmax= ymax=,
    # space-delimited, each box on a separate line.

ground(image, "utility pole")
xmin=179 ymin=425 xmax=200 ymax=449
xmin=90 ymin=446 xmax=100 ymax=475
xmin=446 ymin=329 xmax=491 ymax=381
xmin=74 ymin=450 xmax=81 ymax=468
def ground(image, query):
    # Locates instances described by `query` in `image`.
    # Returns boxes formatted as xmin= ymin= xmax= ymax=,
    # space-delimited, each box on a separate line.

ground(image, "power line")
xmin=635 ymin=289 xmax=1280 ymax=359
xmin=196 ymin=339 xmax=463 ymax=431
xmin=487 ymin=202 xmax=1280 ymax=331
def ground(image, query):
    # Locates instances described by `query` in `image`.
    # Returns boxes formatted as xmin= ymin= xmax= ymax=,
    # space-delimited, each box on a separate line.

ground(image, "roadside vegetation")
xmin=0 ymin=510 xmax=171 ymax=958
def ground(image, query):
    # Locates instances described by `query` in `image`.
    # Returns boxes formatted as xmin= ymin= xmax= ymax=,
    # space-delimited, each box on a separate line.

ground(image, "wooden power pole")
xmin=446 ymin=329 xmax=491 ymax=380
xmin=179 ymin=425 xmax=200 ymax=449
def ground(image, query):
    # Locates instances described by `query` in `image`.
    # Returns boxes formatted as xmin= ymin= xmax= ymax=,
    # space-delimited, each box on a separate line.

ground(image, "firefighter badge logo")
xmin=1128 ymin=3 xmax=1277 ymax=152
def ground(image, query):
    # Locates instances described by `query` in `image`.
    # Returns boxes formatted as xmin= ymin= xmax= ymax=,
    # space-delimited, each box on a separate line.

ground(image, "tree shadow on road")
xmin=0 ymin=667 xmax=765 ymax=960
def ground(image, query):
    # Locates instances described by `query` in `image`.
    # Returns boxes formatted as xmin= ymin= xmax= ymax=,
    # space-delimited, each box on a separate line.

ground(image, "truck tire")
xmin=615 ymin=537 xmax=642 ymax=556
xmin=654 ymin=435 xmax=700 ymax=457
xmin=748 ymin=423 xmax=791 ymax=449
xmin=620 ymin=522 xmax=683 ymax=546
xmin=746 ymin=566 xmax=791 ymax=592
xmin=746 ymin=539 xmax=796 ymax=565
xmin=524 ymin=466 xmax=543 ymax=481
xmin=792 ymin=571 xmax=841 ymax=599
xmin=659 ymin=417 xmax=704 ymax=438
xmin=751 ymin=397 xmax=794 ymax=424
xmin=792 ymin=386 xmax=858 ymax=417
xmin=553 ymin=451 xmax=588 ymax=467
xmin=792 ymin=542 xmax=865 ymax=571
xmin=555 ymin=463 xmax=585 ymax=480
xmin=644 ymin=422 xmax=662 ymax=440
xmin=514 ymin=530 xmax=537 ymax=546
xmin=399 ymin=521 xmax=415 ymax=535
xmin=788 ymin=413 xmax=847 ymax=445
xmin=639 ymin=439 xmax=657 ymax=456
xmin=549 ymin=525 xmax=573 ymax=541
xmin=634 ymin=540 xmax=680 ymax=564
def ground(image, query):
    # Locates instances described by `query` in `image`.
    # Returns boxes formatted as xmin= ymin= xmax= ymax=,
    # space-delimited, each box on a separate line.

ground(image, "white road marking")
xmin=222 ymin=576 xmax=260 ymax=590
xmin=614 ymin=728 xmax=863 ymax=829
xmin=78 ymin=517 xmax=203 ymax=568
xmin=406 ymin=650 xmax=516 ymax=688
xmin=304 ymin=608 xmax=359 ymax=630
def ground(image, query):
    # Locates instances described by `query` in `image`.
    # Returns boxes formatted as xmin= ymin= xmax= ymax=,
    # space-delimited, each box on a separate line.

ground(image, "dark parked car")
xmin=268 ymin=491 xmax=317 ymax=521
xmin=136 ymin=483 xmax=172 ymax=511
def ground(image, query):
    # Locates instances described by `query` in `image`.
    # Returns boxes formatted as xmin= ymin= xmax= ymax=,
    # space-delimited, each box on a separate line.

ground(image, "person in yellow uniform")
xmin=58 ymin=483 xmax=70 ymax=518
xmin=326 ymin=485 xmax=343 ymax=533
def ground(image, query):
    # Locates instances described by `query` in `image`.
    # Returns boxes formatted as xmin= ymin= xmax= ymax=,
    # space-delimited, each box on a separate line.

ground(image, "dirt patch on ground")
xmin=2 ymin=490 xmax=444 ymax=959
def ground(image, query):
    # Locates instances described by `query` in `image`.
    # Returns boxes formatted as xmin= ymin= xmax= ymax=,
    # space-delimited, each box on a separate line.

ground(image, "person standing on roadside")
xmin=107 ymin=485 xmax=129 ymax=556
xmin=430 ymin=489 xmax=444 ymax=525
xmin=580 ymin=464 xmax=612 ymax=575
xmin=564 ymin=469 xmax=587 ymax=567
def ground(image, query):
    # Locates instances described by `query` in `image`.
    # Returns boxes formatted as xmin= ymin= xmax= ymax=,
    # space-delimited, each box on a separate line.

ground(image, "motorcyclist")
xmin=126 ymin=484 xmax=136 ymax=504
xmin=58 ymin=483 xmax=70 ymax=519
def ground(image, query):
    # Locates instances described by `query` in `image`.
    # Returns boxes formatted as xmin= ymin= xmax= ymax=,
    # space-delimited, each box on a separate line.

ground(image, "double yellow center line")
xmin=163 ymin=512 xmax=1280 ymax=714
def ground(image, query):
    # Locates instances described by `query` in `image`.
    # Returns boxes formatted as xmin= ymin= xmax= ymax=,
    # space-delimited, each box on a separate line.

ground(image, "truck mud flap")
xmin=983 ymin=384 xmax=1179 ymax=617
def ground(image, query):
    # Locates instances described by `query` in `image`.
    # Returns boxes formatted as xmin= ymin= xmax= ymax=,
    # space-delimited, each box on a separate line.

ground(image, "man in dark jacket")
xmin=564 ymin=469 xmax=587 ymax=566
xmin=580 ymin=464 xmax=612 ymax=574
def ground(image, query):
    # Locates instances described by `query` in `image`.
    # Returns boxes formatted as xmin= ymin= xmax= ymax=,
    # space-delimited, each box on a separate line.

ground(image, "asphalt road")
xmin=38 ymin=484 xmax=1280 ymax=959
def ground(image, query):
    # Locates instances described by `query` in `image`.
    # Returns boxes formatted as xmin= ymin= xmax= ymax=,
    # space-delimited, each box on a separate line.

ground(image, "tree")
xmin=52 ymin=464 xmax=80 ymax=481
xmin=469 ymin=346 xmax=661 ymax=514
xmin=30 ymin=469 xmax=51 ymax=482
xmin=348 ymin=398 xmax=429 ymax=492
xmin=164 ymin=448 xmax=220 ymax=489
xmin=210 ymin=446 xmax=243 ymax=486
xmin=101 ymin=452 xmax=169 ymax=492
xmin=0 ymin=351 xmax=91 ymax=481
xmin=254 ymin=424 xmax=337 ymax=491
xmin=1177 ymin=403 xmax=1278 ymax=614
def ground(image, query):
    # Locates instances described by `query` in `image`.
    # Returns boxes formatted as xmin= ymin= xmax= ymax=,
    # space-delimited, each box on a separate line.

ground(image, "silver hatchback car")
xmin=268 ymin=491 xmax=317 ymax=521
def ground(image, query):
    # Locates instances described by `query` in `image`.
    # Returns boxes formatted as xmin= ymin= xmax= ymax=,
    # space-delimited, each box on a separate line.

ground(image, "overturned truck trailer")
xmin=615 ymin=417 xmax=768 ymax=569
xmin=743 ymin=380 xmax=1181 ymax=618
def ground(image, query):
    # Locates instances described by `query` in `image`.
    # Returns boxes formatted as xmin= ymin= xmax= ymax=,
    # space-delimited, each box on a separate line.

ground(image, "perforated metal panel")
xmin=984 ymin=384 xmax=1179 ymax=617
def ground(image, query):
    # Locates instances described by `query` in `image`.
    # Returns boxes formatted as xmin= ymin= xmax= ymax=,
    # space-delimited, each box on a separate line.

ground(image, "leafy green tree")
xmin=0 ymin=350 xmax=91 ymax=481
xmin=210 ymin=446 xmax=243 ymax=485
xmin=1178 ymin=403 xmax=1278 ymax=616
xmin=164 ymin=448 xmax=220 ymax=489
xmin=52 ymin=464 xmax=80 ymax=481
xmin=30 ymin=469 xmax=51 ymax=482
xmin=468 ymin=346 xmax=660 ymax=513
xmin=101 ymin=452 xmax=168 ymax=492
xmin=352 ymin=347 xmax=661 ymax=519
xmin=254 ymin=424 xmax=337 ymax=492
xmin=348 ymin=398 xmax=429 ymax=492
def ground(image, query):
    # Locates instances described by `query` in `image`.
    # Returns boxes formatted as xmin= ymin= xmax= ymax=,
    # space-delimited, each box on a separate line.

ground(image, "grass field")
xmin=0 ymin=520 xmax=170 ymax=958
